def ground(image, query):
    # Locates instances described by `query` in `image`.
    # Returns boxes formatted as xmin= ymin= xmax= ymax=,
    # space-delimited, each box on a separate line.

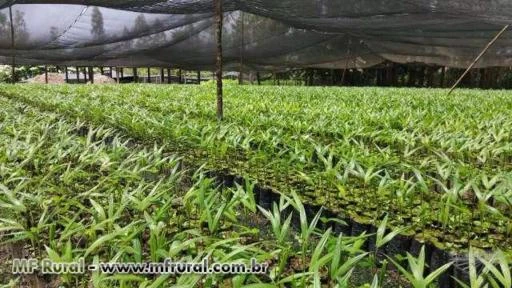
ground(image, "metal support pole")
xmin=9 ymin=5 xmax=16 ymax=84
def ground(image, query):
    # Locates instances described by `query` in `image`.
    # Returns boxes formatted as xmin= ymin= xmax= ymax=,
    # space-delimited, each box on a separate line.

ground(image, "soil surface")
xmin=27 ymin=73 xmax=115 ymax=84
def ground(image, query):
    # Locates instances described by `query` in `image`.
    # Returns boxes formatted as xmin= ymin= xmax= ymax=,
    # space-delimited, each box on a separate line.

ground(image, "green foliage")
xmin=387 ymin=246 xmax=453 ymax=288
xmin=2 ymin=83 xmax=511 ymax=251
xmin=0 ymin=84 xmax=510 ymax=287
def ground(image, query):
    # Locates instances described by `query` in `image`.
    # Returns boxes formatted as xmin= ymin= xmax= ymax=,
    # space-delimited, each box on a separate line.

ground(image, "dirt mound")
xmin=28 ymin=73 xmax=116 ymax=84
xmin=29 ymin=73 xmax=65 ymax=84
xmin=94 ymin=74 xmax=116 ymax=84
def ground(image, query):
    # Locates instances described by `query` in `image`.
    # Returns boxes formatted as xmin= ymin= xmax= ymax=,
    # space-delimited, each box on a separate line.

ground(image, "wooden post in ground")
xmin=440 ymin=67 xmax=446 ymax=87
xmin=116 ymin=67 xmax=120 ymax=84
xmin=45 ymin=66 xmax=48 ymax=84
xmin=215 ymin=0 xmax=223 ymax=120
xmin=197 ymin=71 xmax=201 ymax=84
xmin=88 ymin=67 xmax=94 ymax=83
xmin=407 ymin=66 xmax=416 ymax=87
xmin=8 ymin=5 xmax=16 ymax=84
xmin=178 ymin=69 xmax=182 ymax=84
xmin=160 ymin=68 xmax=165 ymax=84
xmin=147 ymin=67 xmax=151 ymax=83
xmin=11 ymin=63 xmax=15 ymax=83
xmin=341 ymin=44 xmax=351 ymax=86
xmin=448 ymin=25 xmax=509 ymax=95
xmin=133 ymin=67 xmax=138 ymax=83
xmin=109 ymin=67 xmax=113 ymax=78
xmin=65 ymin=67 xmax=69 ymax=83
xmin=167 ymin=68 xmax=171 ymax=83
xmin=76 ymin=67 xmax=80 ymax=82
xmin=478 ymin=68 xmax=485 ymax=88
xmin=239 ymin=11 xmax=244 ymax=85
xmin=256 ymin=72 xmax=261 ymax=85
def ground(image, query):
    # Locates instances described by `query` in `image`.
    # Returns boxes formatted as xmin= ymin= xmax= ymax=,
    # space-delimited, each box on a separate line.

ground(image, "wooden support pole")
xmin=109 ymin=67 xmax=113 ymax=78
xmin=88 ymin=67 xmax=94 ymax=84
xmin=147 ymin=67 xmax=151 ymax=83
xmin=45 ymin=66 xmax=48 ymax=84
xmin=215 ymin=0 xmax=223 ymax=120
xmin=256 ymin=72 xmax=261 ymax=85
xmin=341 ymin=43 xmax=351 ymax=86
xmin=133 ymin=67 xmax=138 ymax=83
xmin=65 ymin=66 xmax=69 ymax=83
xmin=167 ymin=68 xmax=171 ymax=84
xmin=478 ymin=68 xmax=485 ymax=88
xmin=197 ymin=71 xmax=201 ymax=84
xmin=11 ymin=63 xmax=15 ymax=84
xmin=239 ymin=11 xmax=244 ymax=85
xmin=160 ymin=68 xmax=165 ymax=84
xmin=440 ymin=67 xmax=446 ymax=87
xmin=76 ymin=66 xmax=80 ymax=82
xmin=116 ymin=67 xmax=120 ymax=84
xmin=178 ymin=69 xmax=182 ymax=84
xmin=448 ymin=25 xmax=509 ymax=95
xmin=9 ymin=5 xmax=16 ymax=84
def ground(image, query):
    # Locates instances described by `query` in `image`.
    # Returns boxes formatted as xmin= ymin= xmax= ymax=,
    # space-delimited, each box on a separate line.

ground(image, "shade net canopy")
xmin=0 ymin=0 xmax=512 ymax=70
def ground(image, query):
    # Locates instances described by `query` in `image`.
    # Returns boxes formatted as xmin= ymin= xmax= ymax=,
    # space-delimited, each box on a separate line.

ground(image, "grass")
xmin=0 ymin=83 xmax=511 ymax=287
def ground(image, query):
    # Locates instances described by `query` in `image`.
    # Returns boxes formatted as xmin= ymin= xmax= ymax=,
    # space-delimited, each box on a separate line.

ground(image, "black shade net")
xmin=0 ymin=0 xmax=512 ymax=69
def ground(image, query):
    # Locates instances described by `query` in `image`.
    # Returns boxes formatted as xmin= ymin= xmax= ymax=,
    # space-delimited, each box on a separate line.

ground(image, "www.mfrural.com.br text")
xmin=12 ymin=258 xmax=269 ymax=275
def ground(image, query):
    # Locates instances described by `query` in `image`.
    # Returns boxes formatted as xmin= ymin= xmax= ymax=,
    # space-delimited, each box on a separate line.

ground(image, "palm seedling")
xmin=287 ymin=190 xmax=324 ymax=287
xmin=479 ymin=250 xmax=511 ymax=288
xmin=257 ymin=195 xmax=293 ymax=282
xmin=454 ymin=248 xmax=488 ymax=288
xmin=257 ymin=200 xmax=293 ymax=247
xmin=373 ymin=214 xmax=406 ymax=276
xmin=327 ymin=233 xmax=369 ymax=287
xmin=184 ymin=175 xmax=239 ymax=234
xmin=387 ymin=246 xmax=453 ymax=288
